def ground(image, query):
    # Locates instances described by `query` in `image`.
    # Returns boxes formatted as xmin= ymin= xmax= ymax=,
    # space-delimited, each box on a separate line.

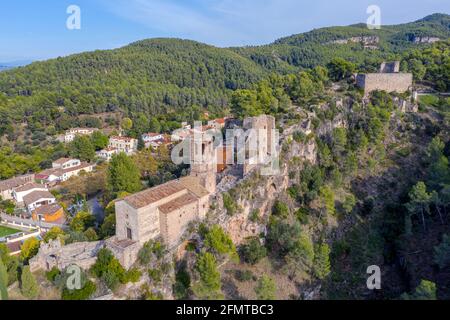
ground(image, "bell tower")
xmin=189 ymin=131 xmax=217 ymax=194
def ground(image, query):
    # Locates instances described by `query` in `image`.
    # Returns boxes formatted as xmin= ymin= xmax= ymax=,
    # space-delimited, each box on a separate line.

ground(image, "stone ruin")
xmin=356 ymin=61 xmax=413 ymax=95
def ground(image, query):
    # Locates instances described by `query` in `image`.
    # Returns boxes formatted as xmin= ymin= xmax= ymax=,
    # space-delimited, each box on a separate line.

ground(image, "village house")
xmin=142 ymin=132 xmax=164 ymax=145
xmin=207 ymin=117 xmax=227 ymax=130
xmin=35 ymin=158 xmax=95 ymax=184
xmin=23 ymin=190 xmax=56 ymax=213
xmin=12 ymin=183 xmax=48 ymax=204
xmin=31 ymin=203 xmax=65 ymax=224
xmin=0 ymin=174 xmax=35 ymax=201
xmin=97 ymin=148 xmax=119 ymax=162
xmin=64 ymin=128 xmax=97 ymax=143
xmin=108 ymin=136 xmax=138 ymax=156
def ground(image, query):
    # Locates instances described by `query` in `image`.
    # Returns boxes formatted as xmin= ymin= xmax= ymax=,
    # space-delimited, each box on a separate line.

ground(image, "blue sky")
xmin=1 ymin=0 xmax=448 ymax=61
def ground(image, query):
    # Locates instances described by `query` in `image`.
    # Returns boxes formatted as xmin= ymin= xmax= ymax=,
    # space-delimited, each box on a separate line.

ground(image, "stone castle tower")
xmin=189 ymin=131 xmax=217 ymax=194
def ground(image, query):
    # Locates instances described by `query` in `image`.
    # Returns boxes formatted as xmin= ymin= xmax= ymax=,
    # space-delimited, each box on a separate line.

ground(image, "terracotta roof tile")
xmin=14 ymin=183 xmax=47 ymax=193
xmin=123 ymin=180 xmax=186 ymax=209
xmin=158 ymin=192 xmax=198 ymax=214
xmin=23 ymin=190 xmax=55 ymax=205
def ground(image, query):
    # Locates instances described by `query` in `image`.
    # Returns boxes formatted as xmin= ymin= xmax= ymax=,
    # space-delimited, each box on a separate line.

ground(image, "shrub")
xmin=46 ymin=267 xmax=61 ymax=282
xmin=223 ymin=192 xmax=238 ymax=215
xmin=203 ymin=225 xmax=237 ymax=258
xmin=255 ymin=275 xmax=276 ymax=300
xmin=272 ymin=200 xmax=290 ymax=218
xmin=125 ymin=268 xmax=142 ymax=283
xmin=62 ymin=280 xmax=96 ymax=300
xmin=234 ymin=270 xmax=254 ymax=282
xmin=148 ymin=269 xmax=162 ymax=283
xmin=239 ymin=238 xmax=267 ymax=265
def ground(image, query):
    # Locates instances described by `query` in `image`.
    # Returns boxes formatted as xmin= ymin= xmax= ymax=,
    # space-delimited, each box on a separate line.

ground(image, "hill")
xmin=233 ymin=13 xmax=450 ymax=71
xmin=0 ymin=14 xmax=448 ymax=138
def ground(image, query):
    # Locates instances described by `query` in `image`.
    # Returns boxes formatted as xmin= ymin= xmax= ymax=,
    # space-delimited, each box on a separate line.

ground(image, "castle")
xmin=356 ymin=61 xmax=413 ymax=95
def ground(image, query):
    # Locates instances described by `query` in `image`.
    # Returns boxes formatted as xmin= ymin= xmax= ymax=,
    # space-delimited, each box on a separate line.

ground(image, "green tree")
xmin=402 ymin=280 xmax=437 ymax=300
xmin=121 ymin=117 xmax=133 ymax=131
xmin=406 ymin=182 xmax=432 ymax=232
xmin=434 ymin=234 xmax=450 ymax=269
xmin=272 ymin=200 xmax=290 ymax=218
xmin=70 ymin=211 xmax=96 ymax=233
xmin=203 ymin=225 xmax=237 ymax=259
xmin=193 ymin=252 xmax=222 ymax=300
xmin=0 ymin=259 xmax=8 ymax=300
xmin=239 ymin=238 xmax=267 ymax=265
xmin=319 ymin=186 xmax=335 ymax=216
xmin=313 ymin=243 xmax=331 ymax=279
xmin=231 ymin=89 xmax=262 ymax=119
xmin=255 ymin=275 xmax=276 ymax=300
xmin=20 ymin=238 xmax=40 ymax=262
xmin=284 ymin=234 xmax=314 ymax=278
xmin=342 ymin=194 xmax=356 ymax=214
xmin=108 ymin=152 xmax=142 ymax=194
xmin=70 ymin=135 xmax=96 ymax=162
xmin=91 ymin=248 xmax=127 ymax=290
xmin=90 ymin=130 xmax=109 ymax=150
xmin=327 ymin=58 xmax=356 ymax=81
xmin=43 ymin=227 xmax=65 ymax=243
xmin=21 ymin=266 xmax=39 ymax=299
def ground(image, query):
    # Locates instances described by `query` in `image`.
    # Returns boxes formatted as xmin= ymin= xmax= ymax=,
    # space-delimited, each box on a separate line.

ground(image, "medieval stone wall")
xmin=356 ymin=73 xmax=413 ymax=94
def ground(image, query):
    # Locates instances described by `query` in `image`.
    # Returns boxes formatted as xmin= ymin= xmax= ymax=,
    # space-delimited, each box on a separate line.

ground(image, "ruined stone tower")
xmin=189 ymin=130 xmax=217 ymax=194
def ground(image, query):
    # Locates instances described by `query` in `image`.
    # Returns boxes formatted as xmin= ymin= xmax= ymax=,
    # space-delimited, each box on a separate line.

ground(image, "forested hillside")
xmin=0 ymin=14 xmax=448 ymax=146
xmin=234 ymin=13 xmax=450 ymax=71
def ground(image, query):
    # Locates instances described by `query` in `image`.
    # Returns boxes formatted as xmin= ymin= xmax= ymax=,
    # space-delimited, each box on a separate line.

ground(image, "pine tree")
xmin=255 ymin=275 xmax=276 ymax=300
xmin=313 ymin=243 xmax=331 ymax=280
xmin=21 ymin=266 xmax=39 ymax=299
xmin=0 ymin=259 xmax=8 ymax=300
xmin=193 ymin=252 xmax=223 ymax=300
xmin=107 ymin=152 xmax=142 ymax=194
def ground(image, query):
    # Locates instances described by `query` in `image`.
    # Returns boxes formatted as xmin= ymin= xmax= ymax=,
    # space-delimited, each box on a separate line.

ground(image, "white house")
xmin=36 ymin=158 xmax=95 ymax=184
xmin=142 ymin=133 xmax=164 ymax=144
xmin=23 ymin=190 xmax=56 ymax=212
xmin=13 ymin=183 xmax=48 ymax=203
xmin=0 ymin=174 xmax=35 ymax=201
xmin=108 ymin=136 xmax=138 ymax=156
xmin=97 ymin=148 xmax=119 ymax=162
xmin=52 ymin=158 xmax=81 ymax=170
xmin=64 ymin=128 xmax=97 ymax=143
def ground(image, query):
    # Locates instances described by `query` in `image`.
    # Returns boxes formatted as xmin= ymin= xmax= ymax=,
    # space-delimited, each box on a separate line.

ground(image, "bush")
xmin=223 ymin=192 xmax=238 ymax=216
xmin=46 ymin=267 xmax=61 ymax=282
xmin=148 ymin=269 xmax=162 ymax=283
xmin=255 ymin=275 xmax=276 ymax=300
xmin=295 ymin=207 xmax=310 ymax=225
xmin=239 ymin=238 xmax=267 ymax=265
xmin=125 ymin=268 xmax=142 ymax=283
xmin=234 ymin=270 xmax=254 ymax=282
xmin=62 ymin=280 xmax=96 ymax=300
xmin=90 ymin=248 xmax=127 ymax=290
xmin=173 ymin=263 xmax=191 ymax=300
xmin=272 ymin=200 xmax=290 ymax=218
xmin=203 ymin=225 xmax=237 ymax=258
